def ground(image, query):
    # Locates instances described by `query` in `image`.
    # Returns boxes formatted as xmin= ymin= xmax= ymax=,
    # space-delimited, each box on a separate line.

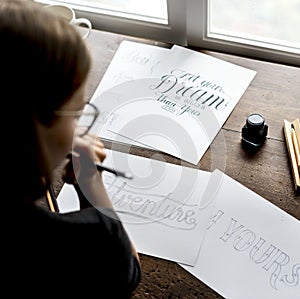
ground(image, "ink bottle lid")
xmin=241 ymin=113 xmax=268 ymax=151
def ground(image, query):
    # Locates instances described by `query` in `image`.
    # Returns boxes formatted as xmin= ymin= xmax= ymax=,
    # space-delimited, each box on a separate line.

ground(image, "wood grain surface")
xmin=57 ymin=29 xmax=300 ymax=299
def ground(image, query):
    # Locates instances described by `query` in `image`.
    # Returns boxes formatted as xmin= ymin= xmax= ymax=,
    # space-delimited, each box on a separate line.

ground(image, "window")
xmin=36 ymin=0 xmax=186 ymax=45
xmin=188 ymin=0 xmax=300 ymax=66
xmin=36 ymin=0 xmax=300 ymax=66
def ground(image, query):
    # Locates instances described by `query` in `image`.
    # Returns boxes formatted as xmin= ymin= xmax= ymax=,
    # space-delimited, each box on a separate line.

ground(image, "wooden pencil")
xmin=46 ymin=189 xmax=56 ymax=212
xmin=292 ymin=118 xmax=300 ymax=149
xmin=283 ymin=119 xmax=300 ymax=192
xmin=291 ymin=127 xmax=300 ymax=172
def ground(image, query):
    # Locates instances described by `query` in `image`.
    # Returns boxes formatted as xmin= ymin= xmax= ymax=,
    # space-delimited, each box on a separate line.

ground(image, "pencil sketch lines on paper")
xmin=121 ymin=50 xmax=150 ymax=66
xmin=207 ymin=210 xmax=300 ymax=291
xmin=103 ymin=175 xmax=198 ymax=230
xmin=120 ymin=49 xmax=164 ymax=75
xmin=112 ymin=72 xmax=133 ymax=86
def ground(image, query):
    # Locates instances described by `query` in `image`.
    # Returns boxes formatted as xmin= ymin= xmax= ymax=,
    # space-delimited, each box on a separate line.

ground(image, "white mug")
xmin=44 ymin=4 xmax=92 ymax=39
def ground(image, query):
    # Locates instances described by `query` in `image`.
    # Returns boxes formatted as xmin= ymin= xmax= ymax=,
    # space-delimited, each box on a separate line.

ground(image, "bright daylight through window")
xmin=209 ymin=0 xmax=300 ymax=60
xmin=36 ymin=0 xmax=300 ymax=66
xmin=37 ymin=0 xmax=168 ymax=23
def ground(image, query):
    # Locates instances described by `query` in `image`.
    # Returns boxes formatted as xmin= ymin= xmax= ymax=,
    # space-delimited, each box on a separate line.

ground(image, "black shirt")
xmin=5 ymin=202 xmax=142 ymax=298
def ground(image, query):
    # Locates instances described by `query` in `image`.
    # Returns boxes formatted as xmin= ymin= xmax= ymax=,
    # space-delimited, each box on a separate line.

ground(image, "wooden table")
xmin=74 ymin=29 xmax=300 ymax=298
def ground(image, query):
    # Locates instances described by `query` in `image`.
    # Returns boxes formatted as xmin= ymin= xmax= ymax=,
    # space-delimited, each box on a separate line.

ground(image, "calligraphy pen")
xmin=67 ymin=152 xmax=133 ymax=180
xmin=94 ymin=161 xmax=133 ymax=179
xmin=47 ymin=154 xmax=133 ymax=213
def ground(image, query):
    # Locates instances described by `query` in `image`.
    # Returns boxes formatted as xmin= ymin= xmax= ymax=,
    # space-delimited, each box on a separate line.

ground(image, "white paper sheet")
xmin=55 ymin=149 xmax=218 ymax=266
xmin=89 ymin=41 xmax=256 ymax=164
xmin=88 ymin=40 xmax=171 ymax=148
xmin=91 ymin=80 xmax=208 ymax=164
xmin=92 ymin=40 xmax=171 ymax=94
xmin=180 ymin=170 xmax=300 ymax=299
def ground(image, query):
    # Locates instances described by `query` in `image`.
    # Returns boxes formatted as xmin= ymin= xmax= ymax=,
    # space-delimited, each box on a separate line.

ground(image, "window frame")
xmin=36 ymin=0 xmax=300 ymax=66
xmin=36 ymin=0 xmax=187 ymax=45
xmin=187 ymin=0 xmax=300 ymax=67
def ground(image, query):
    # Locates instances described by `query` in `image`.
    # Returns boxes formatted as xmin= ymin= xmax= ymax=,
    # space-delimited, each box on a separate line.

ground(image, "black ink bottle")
xmin=241 ymin=113 xmax=268 ymax=151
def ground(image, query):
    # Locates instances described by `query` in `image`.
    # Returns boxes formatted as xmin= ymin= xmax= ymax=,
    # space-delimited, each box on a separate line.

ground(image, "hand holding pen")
xmin=49 ymin=135 xmax=132 ymax=212
xmin=59 ymin=134 xmax=133 ymax=211
xmin=63 ymin=134 xmax=133 ymax=186
xmin=66 ymin=152 xmax=133 ymax=179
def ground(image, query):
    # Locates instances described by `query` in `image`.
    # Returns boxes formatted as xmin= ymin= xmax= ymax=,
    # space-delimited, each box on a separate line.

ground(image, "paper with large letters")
xmin=88 ymin=41 xmax=256 ymax=164
xmin=56 ymin=149 xmax=217 ymax=266
xmin=180 ymin=170 xmax=300 ymax=299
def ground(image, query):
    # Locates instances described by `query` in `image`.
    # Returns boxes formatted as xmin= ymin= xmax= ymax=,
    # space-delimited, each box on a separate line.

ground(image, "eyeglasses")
xmin=54 ymin=102 xmax=99 ymax=137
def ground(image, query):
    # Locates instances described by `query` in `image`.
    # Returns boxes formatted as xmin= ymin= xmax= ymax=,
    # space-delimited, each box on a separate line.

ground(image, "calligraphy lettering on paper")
xmin=150 ymin=68 xmax=232 ymax=118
